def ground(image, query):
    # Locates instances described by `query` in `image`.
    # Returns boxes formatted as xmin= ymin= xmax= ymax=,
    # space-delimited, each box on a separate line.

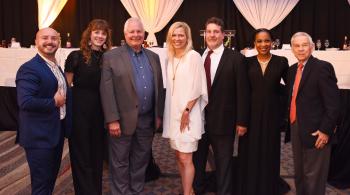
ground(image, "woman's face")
xmin=90 ymin=29 xmax=107 ymax=50
xmin=171 ymin=27 xmax=187 ymax=51
xmin=254 ymin=31 xmax=272 ymax=55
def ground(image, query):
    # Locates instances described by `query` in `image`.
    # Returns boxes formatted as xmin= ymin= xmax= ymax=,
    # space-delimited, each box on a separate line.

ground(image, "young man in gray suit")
xmin=100 ymin=18 xmax=164 ymax=194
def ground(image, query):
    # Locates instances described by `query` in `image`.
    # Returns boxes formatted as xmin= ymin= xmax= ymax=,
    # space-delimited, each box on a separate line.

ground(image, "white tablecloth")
xmin=0 ymin=47 xmax=168 ymax=87
xmin=243 ymin=49 xmax=350 ymax=89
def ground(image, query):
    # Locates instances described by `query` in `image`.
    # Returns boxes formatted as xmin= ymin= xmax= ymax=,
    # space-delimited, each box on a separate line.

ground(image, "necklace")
xmin=171 ymin=55 xmax=183 ymax=95
xmin=257 ymin=54 xmax=272 ymax=65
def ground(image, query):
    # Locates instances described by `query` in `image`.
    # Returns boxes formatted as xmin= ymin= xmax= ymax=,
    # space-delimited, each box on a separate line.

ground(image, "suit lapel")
xmin=120 ymin=46 xmax=137 ymax=93
xmin=35 ymin=54 xmax=58 ymax=88
xmin=211 ymin=48 xmax=228 ymax=90
xmin=297 ymin=56 xmax=313 ymax=95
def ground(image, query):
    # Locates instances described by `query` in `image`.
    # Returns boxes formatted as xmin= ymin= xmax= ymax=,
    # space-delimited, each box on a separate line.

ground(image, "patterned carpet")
xmin=0 ymin=131 xmax=349 ymax=195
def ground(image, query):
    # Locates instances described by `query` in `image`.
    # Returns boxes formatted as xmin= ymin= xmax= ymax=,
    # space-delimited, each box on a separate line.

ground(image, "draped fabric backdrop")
xmin=0 ymin=0 xmax=349 ymax=50
xmin=233 ymin=0 xmax=299 ymax=30
xmin=120 ymin=0 xmax=183 ymax=46
xmin=37 ymin=0 xmax=68 ymax=29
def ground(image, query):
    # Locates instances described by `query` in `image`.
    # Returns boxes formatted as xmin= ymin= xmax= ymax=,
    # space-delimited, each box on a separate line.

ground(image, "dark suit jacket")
xmin=100 ymin=45 xmax=164 ymax=135
xmin=287 ymin=56 xmax=339 ymax=148
xmin=16 ymin=54 xmax=72 ymax=148
xmin=204 ymin=48 xmax=250 ymax=135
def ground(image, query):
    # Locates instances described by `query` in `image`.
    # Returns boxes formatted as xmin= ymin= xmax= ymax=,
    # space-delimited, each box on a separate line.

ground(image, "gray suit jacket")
xmin=100 ymin=45 xmax=164 ymax=135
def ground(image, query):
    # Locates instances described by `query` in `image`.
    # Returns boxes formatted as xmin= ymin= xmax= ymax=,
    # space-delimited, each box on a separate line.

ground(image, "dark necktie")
xmin=204 ymin=50 xmax=213 ymax=94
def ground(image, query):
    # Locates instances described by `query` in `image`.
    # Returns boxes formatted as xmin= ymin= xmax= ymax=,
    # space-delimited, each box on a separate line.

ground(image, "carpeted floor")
xmin=0 ymin=131 xmax=349 ymax=195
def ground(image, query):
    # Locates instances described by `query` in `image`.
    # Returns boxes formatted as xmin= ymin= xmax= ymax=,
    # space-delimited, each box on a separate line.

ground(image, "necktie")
xmin=204 ymin=50 xmax=213 ymax=94
xmin=290 ymin=63 xmax=304 ymax=124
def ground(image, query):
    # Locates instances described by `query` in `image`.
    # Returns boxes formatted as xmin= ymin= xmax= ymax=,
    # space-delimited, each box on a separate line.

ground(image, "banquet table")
xmin=0 ymin=47 xmax=349 ymax=188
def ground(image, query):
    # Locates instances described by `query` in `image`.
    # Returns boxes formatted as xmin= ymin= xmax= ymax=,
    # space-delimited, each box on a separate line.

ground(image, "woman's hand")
xmin=180 ymin=110 xmax=190 ymax=132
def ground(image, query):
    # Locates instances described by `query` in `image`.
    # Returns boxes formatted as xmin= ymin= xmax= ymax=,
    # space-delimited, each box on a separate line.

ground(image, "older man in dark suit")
xmin=193 ymin=17 xmax=250 ymax=195
xmin=100 ymin=17 xmax=164 ymax=194
xmin=16 ymin=27 xmax=72 ymax=194
xmin=288 ymin=32 xmax=339 ymax=195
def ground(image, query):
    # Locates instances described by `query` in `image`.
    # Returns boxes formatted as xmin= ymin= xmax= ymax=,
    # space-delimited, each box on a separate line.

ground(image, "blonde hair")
xmin=166 ymin=22 xmax=193 ymax=60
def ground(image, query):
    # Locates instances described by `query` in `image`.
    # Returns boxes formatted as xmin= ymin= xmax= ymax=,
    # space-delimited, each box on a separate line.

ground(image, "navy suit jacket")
xmin=16 ymin=54 xmax=72 ymax=148
xmin=287 ymin=56 xmax=339 ymax=148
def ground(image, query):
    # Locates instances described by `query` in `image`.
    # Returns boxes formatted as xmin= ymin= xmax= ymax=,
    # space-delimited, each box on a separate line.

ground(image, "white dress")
xmin=162 ymin=50 xmax=208 ymax=153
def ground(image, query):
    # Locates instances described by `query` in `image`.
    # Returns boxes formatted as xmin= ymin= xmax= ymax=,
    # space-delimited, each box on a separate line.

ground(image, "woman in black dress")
xmin=64 ymin=19 xmax=112 ymax=195
xmin=238 ymin=29 xmax=289 ymax=195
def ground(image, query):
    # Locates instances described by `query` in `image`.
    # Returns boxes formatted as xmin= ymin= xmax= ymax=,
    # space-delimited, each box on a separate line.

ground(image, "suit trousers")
xmin=24 ymin=136 xmax=64 ymax=195
xmin=193 ymin=132 xmax=234 ymax=195
xmin=109 ymin=114 xmax=154 ymax=195
xmin=291 ymin=122 xmax=331 ymax=195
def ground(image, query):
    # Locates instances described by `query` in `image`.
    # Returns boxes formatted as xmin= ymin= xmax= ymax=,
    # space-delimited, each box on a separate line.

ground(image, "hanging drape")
xmin=233 ymin=0 xmax=299 ymax=30
xmin=37 ymin=0 xmax=68 ymax=29
xmin=120 ymin=0 xmax=183 ymax=46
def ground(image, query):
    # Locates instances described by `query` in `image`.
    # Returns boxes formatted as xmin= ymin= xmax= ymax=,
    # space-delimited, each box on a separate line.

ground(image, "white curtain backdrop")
xmin=233 ymin=0 xmax=299 ymax=30
xmin=121 ymin=0 xmax=183 ymax=46
xmin=348 ymin=0 xmax=350 ymax=6
xmin=37 ymin=0 xmax=68 ymax=29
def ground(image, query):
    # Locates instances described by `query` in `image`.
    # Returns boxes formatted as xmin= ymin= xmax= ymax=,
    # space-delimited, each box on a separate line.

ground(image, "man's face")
xmin=205 ymin=23 xmax=225 ymax=50
xmin=35 ymin=28 xmax=59 ymax=57
xmin=291 ymin=35 xmax=314 ymax=63
xmin=124 ymin=21 xmax=145 ymax=50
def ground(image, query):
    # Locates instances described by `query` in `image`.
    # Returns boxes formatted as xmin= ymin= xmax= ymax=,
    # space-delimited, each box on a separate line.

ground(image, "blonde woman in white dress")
xmin=162 ymin=22 xmax=208 ymax=195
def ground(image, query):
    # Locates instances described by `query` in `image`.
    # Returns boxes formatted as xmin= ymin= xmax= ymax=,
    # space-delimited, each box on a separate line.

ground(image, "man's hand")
xmin=312 ymin=130 xmax=329 ymax=149
xmin=108 ymin=121 xmax=122 ymax=137
xmin=54 ymin=89 xmax=65 ymax=107
xmin=236 ymin=125 xmax=247 ymax=136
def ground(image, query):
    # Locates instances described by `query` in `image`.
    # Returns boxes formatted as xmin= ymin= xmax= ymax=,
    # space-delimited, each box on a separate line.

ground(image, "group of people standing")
xmin=15 ymin=15 xmax=339 ymax=195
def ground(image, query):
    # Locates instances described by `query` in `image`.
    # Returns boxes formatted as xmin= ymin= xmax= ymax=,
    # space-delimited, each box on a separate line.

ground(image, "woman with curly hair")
xmin=64 ymin=19 xmax=112 ymax=195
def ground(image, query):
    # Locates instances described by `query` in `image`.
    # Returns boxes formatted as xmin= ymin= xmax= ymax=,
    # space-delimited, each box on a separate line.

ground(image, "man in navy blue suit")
xmin=16 ymin=27 xmax=72 ymax=195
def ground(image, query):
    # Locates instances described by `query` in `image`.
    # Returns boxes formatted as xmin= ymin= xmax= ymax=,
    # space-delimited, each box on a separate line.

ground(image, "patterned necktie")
xmin=290 ymin=63 xmax=304 ymax=124
xmin=204 ymin=50 xmax=213 ymax=94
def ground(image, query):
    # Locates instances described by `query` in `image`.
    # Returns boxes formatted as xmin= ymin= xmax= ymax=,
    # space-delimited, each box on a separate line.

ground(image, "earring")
xmin=88 ymin=41 xmax=92 ymax=46
xmin=103 ymin=43 xmax=107 ymax=49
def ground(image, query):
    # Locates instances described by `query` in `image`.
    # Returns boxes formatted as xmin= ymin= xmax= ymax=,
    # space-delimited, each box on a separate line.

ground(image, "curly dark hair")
xmin=80 ymin=19 xmax=112 ymax=63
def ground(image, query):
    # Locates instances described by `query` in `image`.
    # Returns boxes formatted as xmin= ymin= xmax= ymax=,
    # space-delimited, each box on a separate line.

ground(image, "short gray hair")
xmin=290 ymin=32 xmax=314 ymax=46
xmin=124 ymin=17 xmax=144 ymax=33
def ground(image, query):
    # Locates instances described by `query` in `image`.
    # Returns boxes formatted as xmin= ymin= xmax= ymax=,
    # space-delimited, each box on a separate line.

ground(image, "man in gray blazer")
xmin=100 ymin=17 xmax=164 ymax=194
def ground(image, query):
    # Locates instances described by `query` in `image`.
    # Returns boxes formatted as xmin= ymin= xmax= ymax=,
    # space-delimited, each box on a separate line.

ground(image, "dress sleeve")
xmin=187 ymin=50 xmax=208 ymax=110
xmin=64 ymin=51 xmax=81 ymax=73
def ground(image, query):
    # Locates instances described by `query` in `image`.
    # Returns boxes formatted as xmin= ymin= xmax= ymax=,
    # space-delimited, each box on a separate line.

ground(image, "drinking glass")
xmin=324 ymin=39 xmax=330 ymax=49
xmin=275 ymin=39 xmax=280 ymax=49
xmin=316 ymin=39 xmax=322 ymax=50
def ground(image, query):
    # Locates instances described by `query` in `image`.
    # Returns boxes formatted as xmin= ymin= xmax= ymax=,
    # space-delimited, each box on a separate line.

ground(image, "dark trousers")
xmin=68 ymin=126 xmax=106 ymax=195
xmin=109 ymin=114 xmax=154 ymax=195
xmin=291 ymin=122 xmax=331 ymax=195
xmin=24 ymin=138 xmax=64 ymax=195
xmin=193 ymin=132 xmax=234 ymax=195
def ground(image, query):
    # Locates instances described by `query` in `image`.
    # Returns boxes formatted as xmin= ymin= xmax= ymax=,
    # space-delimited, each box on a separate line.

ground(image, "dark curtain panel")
xmin=0 ymin=0 xmax=38 ymax=47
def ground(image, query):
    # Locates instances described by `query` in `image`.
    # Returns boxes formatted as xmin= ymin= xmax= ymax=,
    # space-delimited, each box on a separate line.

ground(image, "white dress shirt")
xmin=202 ymin=44 xmax=225 ymax=84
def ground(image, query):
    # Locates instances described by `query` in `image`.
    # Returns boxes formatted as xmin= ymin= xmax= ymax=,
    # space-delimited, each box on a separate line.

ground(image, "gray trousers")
xmin=109 ymin=114 xmax=154 ymax=195
xmin=291 ymin=122 xmax=331 ymax=195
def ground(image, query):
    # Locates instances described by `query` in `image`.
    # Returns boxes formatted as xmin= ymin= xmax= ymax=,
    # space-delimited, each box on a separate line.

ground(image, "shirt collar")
xmin=205 ymin=44 xmax=224 ymax=55
xmin=38 ymin=52 xmax=57 ymax=67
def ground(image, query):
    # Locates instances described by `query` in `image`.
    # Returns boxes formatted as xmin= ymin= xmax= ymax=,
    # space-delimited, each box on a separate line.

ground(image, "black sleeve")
xmin=235 ymin=53 xmax=250 ymax=127
xmin=64 ymin=50 xmax=81 ymax=73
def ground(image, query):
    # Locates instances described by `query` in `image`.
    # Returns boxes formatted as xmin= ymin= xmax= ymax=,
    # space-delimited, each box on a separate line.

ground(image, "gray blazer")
xmin=100 ymin=45 xmax=164 ymax=135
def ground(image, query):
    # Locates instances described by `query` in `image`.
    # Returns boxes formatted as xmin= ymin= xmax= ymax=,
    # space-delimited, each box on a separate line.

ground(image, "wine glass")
xmin=324 ymin=39 xmax=330 ymax=49
xmin=316 ymin=39 xmax=322 ymax=50
xmin=275 ymin=39 xmax=280 ymax=49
